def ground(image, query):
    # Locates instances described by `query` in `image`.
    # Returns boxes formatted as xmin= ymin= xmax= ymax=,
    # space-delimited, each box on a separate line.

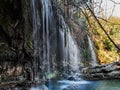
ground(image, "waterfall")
xmin=31 ymin=0 xmax=52 ymax=81
xmin=59 ymin=16 xmax=81 ymax=73
xmin=87 ymin=36 xmax=98 ymax=66
xmin=42 ymin=0 xmax=50 ymax=79
xmin=31 ymin=0 xmax=98 ymax=82
xmin=31 ymin=0 xmax=39 ymax=81
xmin=68 ymin=32 xmax=81 ymax=71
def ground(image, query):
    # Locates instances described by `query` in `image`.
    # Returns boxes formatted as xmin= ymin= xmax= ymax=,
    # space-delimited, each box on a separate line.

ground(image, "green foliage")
xmin=81 ymin=48 xmax=91 ymax=61
xmin=87 ymin=16 xmax=120 ymax=64
xmin=45 ymin=71 xmax=58 ymax=79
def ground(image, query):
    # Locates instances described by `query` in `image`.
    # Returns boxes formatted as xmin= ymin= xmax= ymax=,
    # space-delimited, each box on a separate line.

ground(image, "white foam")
xmin=58 ymin=80 xmax=90 ymax=85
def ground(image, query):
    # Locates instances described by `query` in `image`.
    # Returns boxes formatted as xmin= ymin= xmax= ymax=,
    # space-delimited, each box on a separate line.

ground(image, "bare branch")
xmin=97 ymin=17 xmax=120 ymax=25
xmin=85 ymin=3 xmax=120 ymax=51
xmin=110 ymin=0 xmax=120 ymax=4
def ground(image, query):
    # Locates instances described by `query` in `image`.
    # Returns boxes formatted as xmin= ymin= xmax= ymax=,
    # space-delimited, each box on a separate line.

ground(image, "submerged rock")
xmin=67 ymin=73 xmax=82 ymax=81
xmin=81 ymin=61 xmax=120 ymax=80
xmin=68 ymin=76 xmax=76 ymax=80
xmin=30 ymin=85 xmax=48 ymax=90
xmin=63 ymin=84 xmax=81 ymax=90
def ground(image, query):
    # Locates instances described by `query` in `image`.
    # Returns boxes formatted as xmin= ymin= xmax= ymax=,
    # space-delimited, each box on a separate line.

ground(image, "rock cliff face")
xmin=0 ymin=0 xmax=34 ymax=81
xmin=81 ymin=61 xmax=120 ymax=80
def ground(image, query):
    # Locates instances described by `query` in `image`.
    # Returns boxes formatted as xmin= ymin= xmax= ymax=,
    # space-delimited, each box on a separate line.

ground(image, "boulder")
xmin=67 ymin=73 xmax=82 ymax=81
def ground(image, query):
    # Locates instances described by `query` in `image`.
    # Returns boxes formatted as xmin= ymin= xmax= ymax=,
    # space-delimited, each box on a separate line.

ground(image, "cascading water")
xmin=31 ymin=0 xmax=97 ymax=85
xmin=31 ymin=0 xmax=52 ymax=81
xmin=42 ymin=0 xmax=50 ymax=80
xmin=30 ymin=0 xmax=100 ymax=90
xmin=87 ymin=35 xmax=98 ymax=66
xmin=68 ymin=32 xmax=81 ymax=71
xmin=59 ymin=16 xmax=81 ymax=73
xmin=31 ymin=0 xmax=39 ymax=81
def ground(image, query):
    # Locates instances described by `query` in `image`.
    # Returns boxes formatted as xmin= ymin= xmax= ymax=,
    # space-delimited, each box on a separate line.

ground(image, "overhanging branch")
xmin=85 ymin=3 xmax=120 ymax=51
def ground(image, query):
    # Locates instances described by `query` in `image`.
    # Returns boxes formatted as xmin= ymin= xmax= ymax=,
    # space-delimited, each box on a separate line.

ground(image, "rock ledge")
xmin=81 ymin=61 xmax=120 ymax=80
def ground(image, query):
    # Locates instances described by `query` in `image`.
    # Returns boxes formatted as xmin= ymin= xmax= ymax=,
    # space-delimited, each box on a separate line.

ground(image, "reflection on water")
xmin=46 ymin=79 xmax=120 ymax=90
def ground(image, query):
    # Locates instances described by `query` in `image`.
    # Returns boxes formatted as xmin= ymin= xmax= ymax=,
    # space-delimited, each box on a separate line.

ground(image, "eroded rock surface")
xmin=81 ymin=61 xmax=120 ymax=80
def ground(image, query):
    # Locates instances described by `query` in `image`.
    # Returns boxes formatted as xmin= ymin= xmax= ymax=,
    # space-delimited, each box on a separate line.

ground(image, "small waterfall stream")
xmin=31 ymin=0 xmax=39 ymax=81
xmin=59 ymin=16 xmax=81 ymax=73
xmin=87 ymin=36 xmax=98 ymax=66
xmin=42 ymin=0 xmax=50 ymax=79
